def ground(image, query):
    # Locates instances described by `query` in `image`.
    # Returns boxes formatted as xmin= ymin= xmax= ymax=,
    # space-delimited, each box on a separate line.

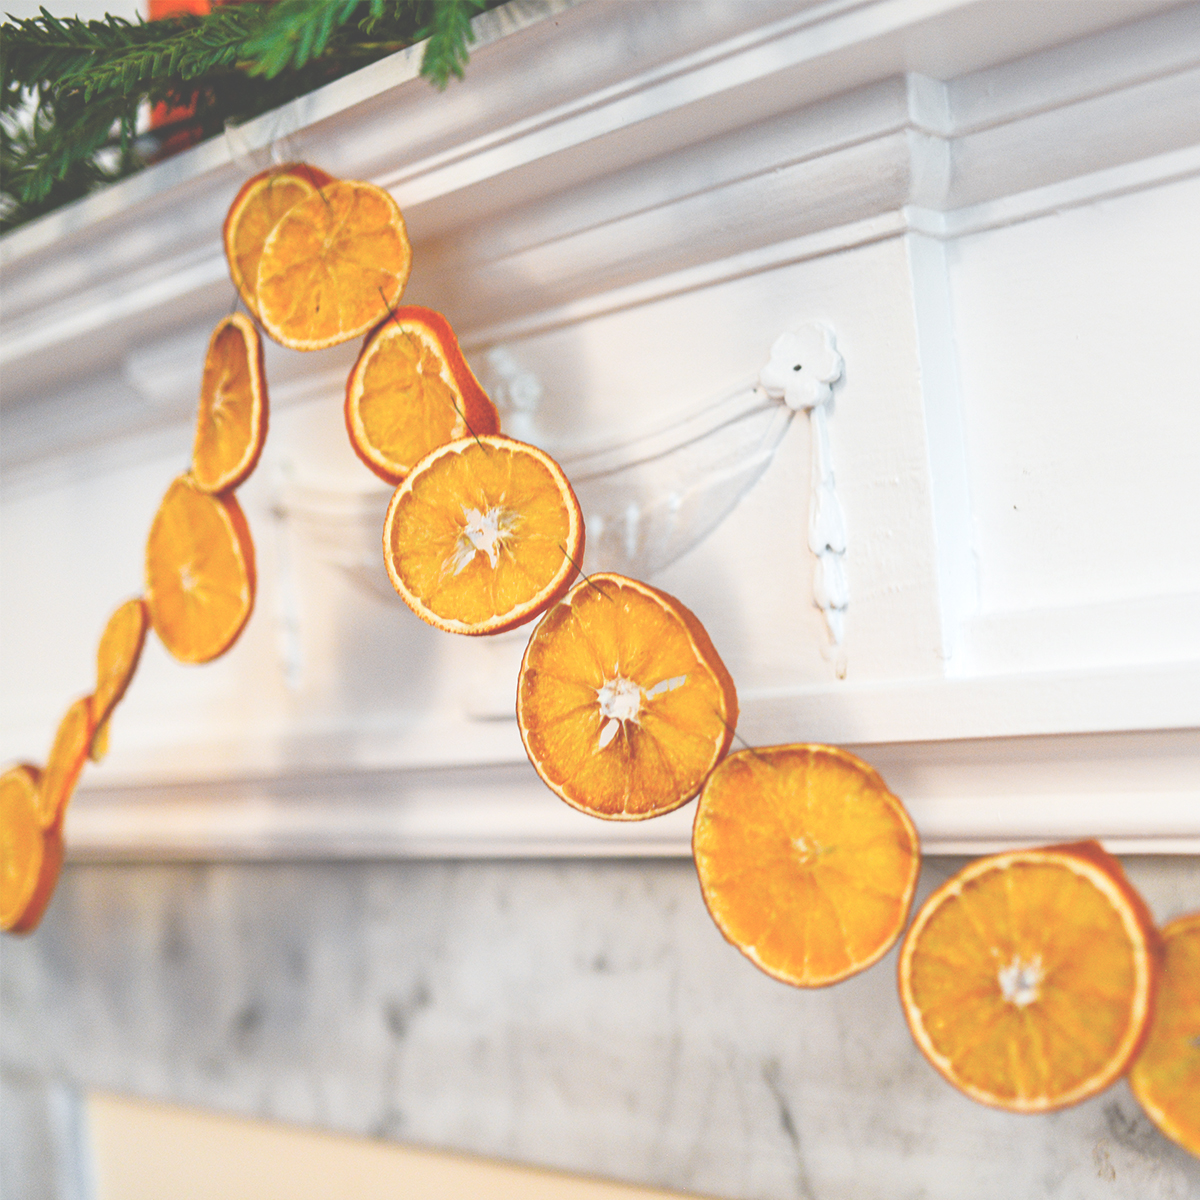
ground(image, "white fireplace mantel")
xmin=1 ymin=0 xmax=1198 ymax=858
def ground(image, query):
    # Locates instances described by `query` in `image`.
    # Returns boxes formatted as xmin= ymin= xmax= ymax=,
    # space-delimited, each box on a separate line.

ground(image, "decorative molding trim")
xmin=65 ymin=727 xmax=1200 ymax=860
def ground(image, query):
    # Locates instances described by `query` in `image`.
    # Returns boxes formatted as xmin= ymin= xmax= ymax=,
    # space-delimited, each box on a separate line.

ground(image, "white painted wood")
xmin=2 ymin=0 xmax=1198 ymax=857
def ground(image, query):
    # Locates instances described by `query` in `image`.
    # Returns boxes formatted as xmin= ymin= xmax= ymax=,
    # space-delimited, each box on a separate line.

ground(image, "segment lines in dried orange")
xmin=256 ymin=179 xmax=412 ymax=351
xmin=517 ymin=573 xmax=737 ymax=820
xmin=346 ymin=306 xmax=500 ymax=485
xmin=383 ymin=435 xmax=583 ymax=636
xmin=694 ymin=744 xmax=919 ymax=987
xmin=898 ymin=841 xmax=1160 ymax=1112
xmin=145 ymin=475 xmax=256 ymax=664
xmin=191 ymin=314 xmax=268 ymax=494
xmin=223 ymin=163 xmax=334 ymax=320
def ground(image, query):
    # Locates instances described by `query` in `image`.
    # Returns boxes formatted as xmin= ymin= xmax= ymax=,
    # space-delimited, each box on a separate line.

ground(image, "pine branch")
xmin=1 ymin=0 xmax=497 ymax=233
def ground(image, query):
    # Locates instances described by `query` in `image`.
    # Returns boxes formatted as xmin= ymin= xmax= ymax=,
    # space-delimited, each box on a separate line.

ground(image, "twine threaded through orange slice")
xmin=346 ymin=307 xmax=500 ymax=485
xmin=1129 ymin=912 xmax=1200 ymax=1156
xmin=383 ymin=435 xmax=583 ymax=636
xmin=146 ymin=475 xmax=256 ymax=664
xmin=256 ymin=179 xmax=411 ymax=351
xmin=517 ymin=573 xmax=738 ymax=820
xmin=898 ymin=841 xmax=1160 ymax=1113
xmin=693 ymin=744 xmax=919 ymax=987
xmin=223 ymin=163 xmax=334 ymax=319
xmin=191 ymin=314 xmax=268 ymax=494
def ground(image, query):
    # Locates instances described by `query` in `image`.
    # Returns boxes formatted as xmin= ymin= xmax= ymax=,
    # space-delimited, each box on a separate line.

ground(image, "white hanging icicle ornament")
xmin=758 ymin=324 xmax=847 ymax=644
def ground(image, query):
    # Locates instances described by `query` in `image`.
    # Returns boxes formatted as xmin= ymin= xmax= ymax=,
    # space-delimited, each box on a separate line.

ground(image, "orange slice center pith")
xmin=346 ymin=309 xmax=500 ymax=485
xmin=693 ymin=744 xmax=919 ymax=987
xmin=191 ymin=314 xmax=268 ymax=494
xmin=383 ymin=436 xmax=582 ymax=636
xmin=517 ymin=573 xmax=737 ymax=820
xmin=256 ymin=179 xmax=412 ymax=351
xmin=1129 ymin=912 xmax=1200 ymax=1155
xmin=898 ymin=844 xmax=1157 ymax=1113
xmin=145 ymin=475 xmax=256 ymax=665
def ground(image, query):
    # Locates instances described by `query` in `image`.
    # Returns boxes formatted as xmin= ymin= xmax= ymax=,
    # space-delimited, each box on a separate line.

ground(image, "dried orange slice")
xmin=191 ymin=314 xmax=268 ymax=494
xmin=383 ymin=435 xmax=583 ymax=636
xmin=145 ymin=474 xmax=256 ymax=664
xmin=517 ymin=573 xmax=737 ymax=820
xmin=898 ymin=841 xmax=1160 ymax=1113
xmin=693 ymin=744 xmax=919 ymax=987
xmin=2 ymin=764 xmax=48 ymax=932
xmin=256 ymin=179 xmax=411 ymax=351
xmin=223 ymin=163 xmax=334 ymax=319
xmin=38 ymin=696 xmax=93 ymax=830
xmin=1130 ymin=912 xmax=1200 ymax=1156
xmin=93 ymin=597 xmax=148 ymax=732
xmin=346 ymin=307 xmax=500 ymax=485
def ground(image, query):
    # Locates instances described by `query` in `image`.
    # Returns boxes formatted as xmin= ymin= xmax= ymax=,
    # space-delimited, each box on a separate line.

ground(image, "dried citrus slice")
xmin=383 ymin=435 xmax=583 ymax=636
xmin=517 ymin=573 xmax=737 ymax=820
xmin=1129 ymin=912 xmax=1200 ymax=1156
xmin=38 ymin=696 xmax=93 ymax=829
xmin=145 ymin=474 xmax=256 ymax=664
xmin=2 ymin=764 xmax=47 ymax=932
xmin=191 ymin=314 xmax=268 ymax=494
xmin=223 ymin=163 xmax=334 ymax=318
xmin=898 ymin=841 xmax=1159 ymax=1113
xmin=693 ymin=744 xmax=919 ymax=987
xmin=346 ymin=307 xmax=500 ymax=485
xmin=93 ymin=597 xmax=148 ymax=732
xmin=256 ymin=179 xmax=411 ymax=351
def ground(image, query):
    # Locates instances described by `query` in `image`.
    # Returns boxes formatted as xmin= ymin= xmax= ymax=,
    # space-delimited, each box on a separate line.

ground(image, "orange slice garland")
xmin=145 ymin=475 xmax=256 ymax=664
xmin=898 ymin=841 xmax=1160 ymax=1113
xmin=191 ymin=314 xmax=268 ymax=494
xmin=256 ymin=179 xmax=412 ymax=351
xmin=38 ymin=696 xmax=94 ymax=830
xmin=1 ymin=764 xmax=58 ymax=933
xmin=693 ymin=744 xmax=919 ymax=987
xmin=383 ymin=435 xmax=583 ymax=636
xmin=346 ymin=307 xmax=500 ymax=485
xmin=517 ymin=573 xmax=738 ymax=820
xmin=223 ymin=163 xmax=335 ymax=319
xmin=1129 ymin=912 xmax=1200 ymax=1156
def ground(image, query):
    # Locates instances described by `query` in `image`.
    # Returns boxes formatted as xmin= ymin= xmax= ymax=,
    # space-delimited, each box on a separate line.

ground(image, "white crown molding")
xmin=3 ymin=0 xmax=1197 ymax=467
xmin=65 ymin=726 xmax=1200 ymax=859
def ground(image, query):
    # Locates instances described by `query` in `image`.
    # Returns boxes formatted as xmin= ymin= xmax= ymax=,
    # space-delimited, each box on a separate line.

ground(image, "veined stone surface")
xmin=3 ymin=857 xmax=1198 ymax=1199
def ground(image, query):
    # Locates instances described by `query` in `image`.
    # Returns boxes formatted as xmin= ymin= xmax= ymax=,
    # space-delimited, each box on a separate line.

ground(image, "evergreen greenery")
xmin=0 ymin=1 xmax=494 ymax=232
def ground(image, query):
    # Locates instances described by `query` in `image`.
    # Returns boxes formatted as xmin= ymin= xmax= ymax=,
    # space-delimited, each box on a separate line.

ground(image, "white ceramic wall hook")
xmin=759 ymin=324 xmax=848 ymax=647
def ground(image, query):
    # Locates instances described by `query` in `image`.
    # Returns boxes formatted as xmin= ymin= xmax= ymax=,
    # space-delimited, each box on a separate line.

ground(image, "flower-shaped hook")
xmin=758 ymin=324 xmax=843 ymax=411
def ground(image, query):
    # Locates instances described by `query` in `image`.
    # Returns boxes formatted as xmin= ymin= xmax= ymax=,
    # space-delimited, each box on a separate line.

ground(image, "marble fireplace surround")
xmin=2 ymin=1 xmax=1199 ymax=1196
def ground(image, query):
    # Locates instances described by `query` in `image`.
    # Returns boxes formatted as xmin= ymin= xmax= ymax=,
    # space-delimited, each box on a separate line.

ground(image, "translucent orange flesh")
xmin=518 ymin=574 xmax=736 ymax=819
xmin=693 ymin=745 xmax=919 ymax=987
xmin=348 ymin=319 xmax=499 ymax=484
xmin=257 ymin=180 xmax=411 ymax=350
xmin=901 ymin=852 xmax=1154 ymax=1111
xmin=1 ymin=766 xmax=44 ymax=930
xmin=385 ymin=438 xmax=580 ymax=634
xmin=1130 ymin=914 xmax=1200 ymax=1154
xmin=227 ymin=172 xmax=323 ymax=316
xmin=93 ymin=597 xmax=148 ymax=730
xmin=38 ymin=696 xmax=92 ymax=829
xmin=145 ymin=476 xmax=255 ymax=664
xmin=192 ymin=315 xmax=266 ymax=494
